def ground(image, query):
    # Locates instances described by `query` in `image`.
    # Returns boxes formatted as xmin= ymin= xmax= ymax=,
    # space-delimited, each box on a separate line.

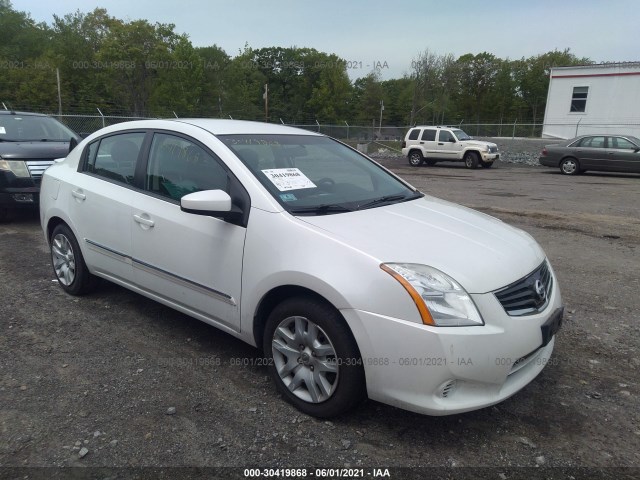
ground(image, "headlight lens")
xmin=381 ymin=263 xmax=484 ymax=327
xmin=0 ymin=159 xmax=30 ymax=178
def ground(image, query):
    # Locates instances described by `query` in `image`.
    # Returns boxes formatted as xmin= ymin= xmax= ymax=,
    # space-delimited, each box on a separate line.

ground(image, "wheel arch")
xmin=252 ymin=285 xmax=349 ymax=354
xmin=46 ymin=216 xmax=68 ymax=244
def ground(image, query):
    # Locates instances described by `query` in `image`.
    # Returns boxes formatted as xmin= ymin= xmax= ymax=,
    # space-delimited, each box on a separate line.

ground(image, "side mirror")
xmin=69 ymin=137 xmax=78 ymax=153
xmin=449 ymin=138 xmax=456 ymax=143
xmin=180 ymin=190 xmax=242 ymax=221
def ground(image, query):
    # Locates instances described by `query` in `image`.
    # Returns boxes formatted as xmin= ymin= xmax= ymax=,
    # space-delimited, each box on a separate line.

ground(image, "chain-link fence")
xmin=55 ymin=114 xmax=155 ymax=136
xmin=50 ymin=114 xmax=640 ymax=141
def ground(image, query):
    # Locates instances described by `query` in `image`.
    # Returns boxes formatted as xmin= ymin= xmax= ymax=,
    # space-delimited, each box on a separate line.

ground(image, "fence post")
xmin=345 ymin=121 xmax=349 ymax=140
xmin=96 ymin=108 xmax=105 ymax=128
xmin=512 ymin=119 xmax=517 ymax=139
xmin=316 ymin=119 xmax=320 ymax=133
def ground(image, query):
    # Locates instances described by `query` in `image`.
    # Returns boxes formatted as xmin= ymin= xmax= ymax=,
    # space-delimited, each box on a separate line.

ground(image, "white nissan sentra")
xmin=40 ymin=119 xmax=563 ymax=418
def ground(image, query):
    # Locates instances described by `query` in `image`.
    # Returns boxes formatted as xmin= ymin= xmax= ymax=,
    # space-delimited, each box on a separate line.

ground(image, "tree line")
xmin=0 ymin=1 xmax=592 ymax=126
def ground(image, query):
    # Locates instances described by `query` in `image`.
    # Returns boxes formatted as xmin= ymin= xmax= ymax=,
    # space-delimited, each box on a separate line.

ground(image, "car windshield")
xmin=0 ymin=114 xmax=77 ymax=142
xmin=452 ymin=129 xmax=471 ymax=141
xmin=219 ymin=134 xmax=422 ymax=215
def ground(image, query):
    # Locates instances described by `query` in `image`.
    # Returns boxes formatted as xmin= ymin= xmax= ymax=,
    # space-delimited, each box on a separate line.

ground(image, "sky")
xmin=16 ymin=0 xmax=639 ymax=80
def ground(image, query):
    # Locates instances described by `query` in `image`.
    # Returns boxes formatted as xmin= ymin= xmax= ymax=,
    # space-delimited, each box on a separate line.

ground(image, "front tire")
xmin=560 ymin=157 xmax=580 ymax=175
xmin=464 ymin=151 xmax=479 ymax=169
xmin=408 ymin=150 xmax=424 ymax=167
xmin=50 ymin=224 xmax=98 ymax=295
xmin=263 ymin=297 xmax=366 ymax=418
xmin=481 ymin=161 xmax=494 ymax=168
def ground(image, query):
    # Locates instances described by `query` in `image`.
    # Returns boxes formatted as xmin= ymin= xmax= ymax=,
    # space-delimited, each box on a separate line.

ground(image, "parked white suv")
xmin=401 ymin=126 xmax=499 ymax=168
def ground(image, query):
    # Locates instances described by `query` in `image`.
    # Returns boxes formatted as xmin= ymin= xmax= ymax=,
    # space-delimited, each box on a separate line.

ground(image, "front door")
xmin=130 ymin=132 xmax=246 ymax=331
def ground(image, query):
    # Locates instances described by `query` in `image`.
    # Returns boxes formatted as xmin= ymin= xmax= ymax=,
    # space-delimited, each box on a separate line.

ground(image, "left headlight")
xmin=0 ymin=159 xmax=30 ymax=177
xmin=381 ymin=263 xmax=484 ymax=327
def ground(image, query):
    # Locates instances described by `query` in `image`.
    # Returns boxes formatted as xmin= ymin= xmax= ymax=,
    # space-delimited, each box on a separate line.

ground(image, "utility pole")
xmin=263 ymin=83 xmax=269 ymax=122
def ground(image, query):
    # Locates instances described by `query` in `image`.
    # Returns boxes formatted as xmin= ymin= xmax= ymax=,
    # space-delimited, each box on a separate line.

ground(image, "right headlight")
xmin=381 ymin=263 xmax=484 ymax=327
xmin=0 ymin=159 xmax=30 ymax=178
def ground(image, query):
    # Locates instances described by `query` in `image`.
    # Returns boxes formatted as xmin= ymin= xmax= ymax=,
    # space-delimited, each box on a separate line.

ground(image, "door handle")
xmin=438 ymin=142 xmax=444 ymax=145
xmin=71 ymin=189 xmax=86 ymax=201
xmin=133 ymin=214 xmax=155 ymax=227
xmin=419 ymin=141 xmax=424 ymax=144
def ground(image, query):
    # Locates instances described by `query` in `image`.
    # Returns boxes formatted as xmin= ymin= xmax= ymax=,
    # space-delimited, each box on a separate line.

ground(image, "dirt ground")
xmin=1 ymin=158 xmax=639 ymax=479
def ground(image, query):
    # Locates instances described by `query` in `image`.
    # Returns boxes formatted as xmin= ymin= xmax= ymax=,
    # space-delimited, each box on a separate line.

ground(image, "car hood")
xmin=0 ymin=141 xmax=70 ymax=160
xmin=463 ymin=139 xmax=497 ymax=149
xmin=298 ymin=196 xmax=545 ymax=293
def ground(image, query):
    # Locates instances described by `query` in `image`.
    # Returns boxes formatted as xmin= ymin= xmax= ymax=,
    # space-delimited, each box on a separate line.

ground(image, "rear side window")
xmin=421 ymin=129 xmax=436 ymax=141
xmin=407 ymin=129 xmax=420 ymax=140
xmin=85 ymin=132 xmax=145 ymax=184
xmin=578 ymin=136 xmax=605 ymax=148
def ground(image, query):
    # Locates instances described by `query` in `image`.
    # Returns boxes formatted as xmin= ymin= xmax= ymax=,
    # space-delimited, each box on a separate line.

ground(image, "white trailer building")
xmin=541 ymin=62 xmax=640 ymax=139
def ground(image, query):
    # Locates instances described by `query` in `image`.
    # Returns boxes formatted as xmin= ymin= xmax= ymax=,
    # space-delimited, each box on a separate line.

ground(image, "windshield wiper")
xmin=357 ymin=193 xmax=415 ymax=210
xmin=289 ymin=204 xmax=353 ymax=215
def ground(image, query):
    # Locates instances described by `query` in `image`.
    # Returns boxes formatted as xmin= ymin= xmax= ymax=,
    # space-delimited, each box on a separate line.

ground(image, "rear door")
xmin=129 ymin=132 xmax=247 ymax=332
xmin=606 ymin=137 xmax=640 ymax=173
xmin=419 ymin=128 xmax=437 ymax=158
xmin=574 ymin=136 xmax=607 ymax=169
xmin=70 ymin=131 xmax=146 ymax=282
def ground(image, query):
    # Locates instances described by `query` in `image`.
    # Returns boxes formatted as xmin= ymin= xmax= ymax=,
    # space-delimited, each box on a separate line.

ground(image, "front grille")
xmin=494 ymin=261 xmax=553 ymax=316
xmin=25 ymin=160 xmax=54 ymax=179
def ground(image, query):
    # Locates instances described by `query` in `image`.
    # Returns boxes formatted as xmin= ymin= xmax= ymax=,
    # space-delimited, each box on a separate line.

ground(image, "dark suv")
xmin=0 ymin=111 xmax=79 ymax=221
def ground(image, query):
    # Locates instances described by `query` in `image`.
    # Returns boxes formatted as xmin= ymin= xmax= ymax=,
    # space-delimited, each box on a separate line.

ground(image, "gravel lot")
xmin=1 ymin=141 xmax=639 ymax=479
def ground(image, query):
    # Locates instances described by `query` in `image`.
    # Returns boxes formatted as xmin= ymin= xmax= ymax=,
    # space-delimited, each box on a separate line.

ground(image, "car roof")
xmin=410 ymin=125 xmax=459 ymax=129
xmin=115 ymin=118 xmax=324 ymax=136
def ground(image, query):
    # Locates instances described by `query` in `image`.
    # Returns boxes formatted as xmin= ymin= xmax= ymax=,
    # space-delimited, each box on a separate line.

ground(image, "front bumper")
xmin=481 ymin=152 xmax=499 ymax=162
xmin=0 ymin=187 xmax=40 ymax=209
xmin=341 ymin=278 xmax=562 ymax=416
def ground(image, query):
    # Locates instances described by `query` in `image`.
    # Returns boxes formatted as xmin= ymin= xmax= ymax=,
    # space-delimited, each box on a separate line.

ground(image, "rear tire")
xmin=560 ymin=157 xmax=580 ymax=175
xmin=263 ymin=296 xmax=366 ymax=418
xmin=464 ymin=151 xmax=479 ymax=169
xmin=50 ymin=224 xmax=99 ymax=295
xmin=408 ymin=151 xmax=424 ymax=167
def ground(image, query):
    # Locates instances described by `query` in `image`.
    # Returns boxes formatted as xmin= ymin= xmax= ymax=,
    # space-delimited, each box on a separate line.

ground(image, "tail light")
xmin=401 ymin=140 xmax=406 ymax=148
xmin=541 ymin=147 xmax=547 ymax=156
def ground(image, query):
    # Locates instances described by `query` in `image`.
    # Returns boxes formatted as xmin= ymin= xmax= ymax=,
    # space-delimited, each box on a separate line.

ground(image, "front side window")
xmin=570 ymin=86 xmax=588 ymax=113
xmin=219 ymin=135 xmax=421 ymax=214
xmin=146 ymin=133 xmax=228 ymax=201
xmin=609 ymin=137 xmax=637 ymax=150
xmin=86 ymin=132 xmax=145 ymax=184
xmin=438 ymin=130 xmax=454 ymax=142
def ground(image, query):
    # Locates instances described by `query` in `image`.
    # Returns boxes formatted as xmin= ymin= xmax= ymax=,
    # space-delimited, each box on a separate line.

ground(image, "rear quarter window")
xmin=407 ymin=129 xmax=420 ymax=140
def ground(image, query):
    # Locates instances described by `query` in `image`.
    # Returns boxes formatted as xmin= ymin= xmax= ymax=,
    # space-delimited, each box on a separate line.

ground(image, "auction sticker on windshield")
xmin=262 ymin=168 xmax=317 ymax=191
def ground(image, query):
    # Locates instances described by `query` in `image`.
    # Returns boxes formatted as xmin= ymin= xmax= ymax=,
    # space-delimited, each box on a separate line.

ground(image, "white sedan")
xmin=40 ymin=119 xmax=563 ymax=417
